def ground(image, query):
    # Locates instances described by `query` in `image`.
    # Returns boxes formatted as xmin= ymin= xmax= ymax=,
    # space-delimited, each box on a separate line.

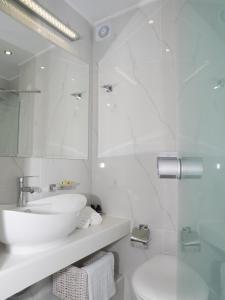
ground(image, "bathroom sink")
xmin=0 ymin=194 xmax=86 ymax=254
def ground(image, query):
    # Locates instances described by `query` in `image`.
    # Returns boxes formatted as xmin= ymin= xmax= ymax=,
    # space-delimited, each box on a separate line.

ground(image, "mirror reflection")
xmin=0 ymin=11 xmax=89 ymax=159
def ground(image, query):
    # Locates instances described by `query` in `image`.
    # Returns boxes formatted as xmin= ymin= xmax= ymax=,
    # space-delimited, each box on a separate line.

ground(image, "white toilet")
xmin=132 ymin=255 xmax=209 ymax=300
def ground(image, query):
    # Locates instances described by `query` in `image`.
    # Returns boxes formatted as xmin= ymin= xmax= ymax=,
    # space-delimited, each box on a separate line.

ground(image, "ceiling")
xmin=64 ymin=0 xmax=152 ymax=24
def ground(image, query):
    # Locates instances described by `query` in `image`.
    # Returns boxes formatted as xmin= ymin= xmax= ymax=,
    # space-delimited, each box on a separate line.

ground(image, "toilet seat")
xmin=132 ymin=255 xmax=208 ymax=300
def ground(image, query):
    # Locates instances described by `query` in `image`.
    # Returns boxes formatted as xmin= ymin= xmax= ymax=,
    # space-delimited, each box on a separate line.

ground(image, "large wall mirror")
xmin=0 ymin=9 xmax=89 ymax=159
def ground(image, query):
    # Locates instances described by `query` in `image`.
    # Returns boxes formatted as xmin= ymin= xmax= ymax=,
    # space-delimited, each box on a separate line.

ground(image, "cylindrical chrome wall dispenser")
xmin=180 ymin=157 xmax=203 ymax=179
xmin=157 ymin=156 xmax=203 ymax=179
xmin=157 ymin=157 xmax=181 ymax=179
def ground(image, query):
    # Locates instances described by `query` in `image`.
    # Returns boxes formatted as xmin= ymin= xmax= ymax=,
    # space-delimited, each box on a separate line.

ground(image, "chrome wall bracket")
xmin=181 ymin=226 xmax=201 ymax=252
xmin=157 ymin=155 xmax=203 ymax=179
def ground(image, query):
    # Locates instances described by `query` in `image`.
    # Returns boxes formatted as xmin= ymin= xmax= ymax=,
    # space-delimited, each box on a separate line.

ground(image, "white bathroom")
xmin=0 ymin=0 xmax=223 ymax=299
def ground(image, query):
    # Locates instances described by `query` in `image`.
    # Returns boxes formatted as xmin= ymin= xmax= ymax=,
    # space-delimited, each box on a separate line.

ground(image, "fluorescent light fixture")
xmin=16 ymin=0 xmax=79 ymax=41
xmin=4 ymin=50 xmax=12 ymax=55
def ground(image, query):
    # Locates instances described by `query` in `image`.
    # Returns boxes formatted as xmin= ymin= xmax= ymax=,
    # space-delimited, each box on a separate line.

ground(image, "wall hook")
xmin=102 ymin=84 xmax=113 ymax=93
xmin=71 ymin=92 xmax=83 ymax=100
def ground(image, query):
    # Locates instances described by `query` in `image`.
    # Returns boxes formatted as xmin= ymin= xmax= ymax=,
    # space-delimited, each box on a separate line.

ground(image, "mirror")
xmin=0 ymin=10 xmax=89 ymax=159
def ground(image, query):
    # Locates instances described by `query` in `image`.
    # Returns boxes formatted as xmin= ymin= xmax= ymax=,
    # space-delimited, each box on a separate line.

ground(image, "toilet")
xmin=132 ymin=255 xmax=209 ymax=300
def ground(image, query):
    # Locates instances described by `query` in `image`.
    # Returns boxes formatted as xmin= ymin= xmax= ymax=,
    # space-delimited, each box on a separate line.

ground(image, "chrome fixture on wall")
xmin=15 ymin=0 xmax=79 ymax=41
xmin=71 ymin=92 xmax=83 ymax=100
xmin=157 ymin=155 xmax=203 ymax=179
xmin=130 ymin=224 xmax=151 ymax=248
xmin=157 ymin=157 xmax=181 ymax=179
xmin=181 ymin=226 xmax=201 ymax=252
xmin=102 ymin=84 xmax=113 ymax=93
xmin=213 ymin=79 xmax=225 ymax=90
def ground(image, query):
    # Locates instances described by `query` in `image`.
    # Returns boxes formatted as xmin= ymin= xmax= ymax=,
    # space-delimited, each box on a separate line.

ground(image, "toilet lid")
xmin=132 ymin=255 xmax=208 ymax=300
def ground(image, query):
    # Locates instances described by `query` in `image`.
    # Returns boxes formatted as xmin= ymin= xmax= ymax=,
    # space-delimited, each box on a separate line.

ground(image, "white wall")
xmin=91 ymin=1 xmax=178 ymax=299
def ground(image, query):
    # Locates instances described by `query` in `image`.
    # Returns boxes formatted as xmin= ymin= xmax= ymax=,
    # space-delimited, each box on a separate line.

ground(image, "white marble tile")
xmin=18 ymin=47 xmax=89 ymax=159
xmin=98 ymin=5 xmax=176 ymax=158
xmin=92 ymin=1 xmax=178 ymax=299
xmin=0 ymin=156 xmax=91 ymax=205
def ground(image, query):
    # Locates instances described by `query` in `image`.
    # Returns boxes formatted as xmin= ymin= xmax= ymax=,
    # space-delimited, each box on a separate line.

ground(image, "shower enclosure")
xmin=177 ymin=0 xmax=225 ymax=299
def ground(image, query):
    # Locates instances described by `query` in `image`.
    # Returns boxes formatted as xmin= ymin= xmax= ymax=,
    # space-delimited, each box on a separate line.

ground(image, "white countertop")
xmin=0 ymin=216 xmax=130 ymax=300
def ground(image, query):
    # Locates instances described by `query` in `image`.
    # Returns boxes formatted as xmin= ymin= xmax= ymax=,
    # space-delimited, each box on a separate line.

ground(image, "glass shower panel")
xmin=177 ymin=0 xmax=225 ymax=299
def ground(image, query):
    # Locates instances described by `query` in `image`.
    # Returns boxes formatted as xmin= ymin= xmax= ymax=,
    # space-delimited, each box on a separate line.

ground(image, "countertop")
xmin=0 ymin=216 xmax=130 ymax=299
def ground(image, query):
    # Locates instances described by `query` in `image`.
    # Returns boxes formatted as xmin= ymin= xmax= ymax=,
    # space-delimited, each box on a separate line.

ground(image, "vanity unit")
xmin=0 ymin=216 xmax=130 ymax=299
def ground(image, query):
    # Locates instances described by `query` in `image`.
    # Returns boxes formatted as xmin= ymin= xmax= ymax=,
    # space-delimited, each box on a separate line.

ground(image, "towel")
xmin=77 ymin=206 xmax=102 ymax=229
xmin=82 ymin=252 xmax=116 ymax=300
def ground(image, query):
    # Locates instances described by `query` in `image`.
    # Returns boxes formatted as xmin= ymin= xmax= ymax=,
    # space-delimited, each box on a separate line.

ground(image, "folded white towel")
xmin=82 ymin=252 xmax=116 ymax=300
xmin=77 ymin=206 xmax=102 ymax=229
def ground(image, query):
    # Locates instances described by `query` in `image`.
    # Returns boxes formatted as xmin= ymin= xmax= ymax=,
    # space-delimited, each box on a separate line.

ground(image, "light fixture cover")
xmin=16 ymin=0 xmax=79 ymax=41
xmin=95 ymin=23 xmax=111 ymax=41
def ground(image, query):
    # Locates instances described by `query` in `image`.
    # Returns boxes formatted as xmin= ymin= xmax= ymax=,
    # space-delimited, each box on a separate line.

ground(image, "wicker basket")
xmin=52 ymin=266 xmax=88 ymax=300
xmin=52 ymin=252 xmax=106 ymax=300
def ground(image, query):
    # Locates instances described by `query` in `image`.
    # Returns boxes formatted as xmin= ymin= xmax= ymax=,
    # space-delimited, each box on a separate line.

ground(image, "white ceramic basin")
xmin=0 ymin=194 xmax=86 ymax=254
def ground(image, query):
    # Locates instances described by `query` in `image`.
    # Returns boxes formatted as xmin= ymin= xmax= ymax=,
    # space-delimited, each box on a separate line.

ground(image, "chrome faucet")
xmin=17 ymin=176 xmax=41 ymax=207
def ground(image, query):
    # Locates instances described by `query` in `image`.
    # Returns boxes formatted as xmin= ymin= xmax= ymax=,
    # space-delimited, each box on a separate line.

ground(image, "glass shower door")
xmin=177 ymin=0 xmax=225 ymax=299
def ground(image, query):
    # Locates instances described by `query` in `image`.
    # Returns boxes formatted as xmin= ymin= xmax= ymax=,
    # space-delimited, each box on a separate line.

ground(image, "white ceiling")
xmin=65 ymin=0 xmax=152 ymax=24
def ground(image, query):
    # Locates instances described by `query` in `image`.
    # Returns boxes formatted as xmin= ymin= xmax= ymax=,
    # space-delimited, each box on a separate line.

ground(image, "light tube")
xmin=16 ymin=0 xmax=79 ymax=41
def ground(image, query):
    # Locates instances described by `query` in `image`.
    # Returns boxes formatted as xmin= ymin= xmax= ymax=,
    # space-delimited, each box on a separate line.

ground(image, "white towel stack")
xmin=82 ymin=252 xmax=116 ymax=300
xmin=77 ymin=206 xmax=102 ymax=229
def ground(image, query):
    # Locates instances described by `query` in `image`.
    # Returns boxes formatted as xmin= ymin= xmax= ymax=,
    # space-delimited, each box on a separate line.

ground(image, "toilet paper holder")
xmin=181 ymin=226 xmax=201 ymax=252
xmin=157 ymin=156 xmax=203 ymax=179
xmin=130 ymin=224 xmax=151 ymax=249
